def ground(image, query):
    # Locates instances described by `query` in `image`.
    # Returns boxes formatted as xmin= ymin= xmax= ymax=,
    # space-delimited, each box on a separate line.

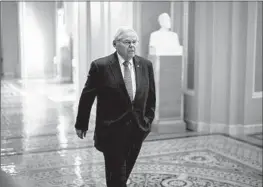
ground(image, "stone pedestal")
xmin=57 ymin=46 xmax=73 ymax=83
xmin=150 ymin=55 xmax=186 ymax=133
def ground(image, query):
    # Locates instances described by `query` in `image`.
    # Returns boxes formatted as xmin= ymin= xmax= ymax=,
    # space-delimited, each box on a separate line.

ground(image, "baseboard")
xmin=3 ymin=72 xmax=15 ymax=79
xmin=186 ymin=119 xmax=210 ymax=132
xmin=152 ymin=118 xmax=186 ymax=133
xmin=244 ymin=124 xmax=262 ymax=134
xmin=229 ymin=124 xmax=246 ymax=136
xmin=185 ymin=119 xmax=262 ymax=135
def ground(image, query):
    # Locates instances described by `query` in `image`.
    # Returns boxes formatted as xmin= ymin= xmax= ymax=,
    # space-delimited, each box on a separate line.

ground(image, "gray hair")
xmin=113 ymin=26 xmax=138 ymax=42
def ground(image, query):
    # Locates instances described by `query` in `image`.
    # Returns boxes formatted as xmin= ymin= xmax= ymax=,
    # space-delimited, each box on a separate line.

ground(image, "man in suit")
xmin=75 ymin=27 xmax=156 ymax=187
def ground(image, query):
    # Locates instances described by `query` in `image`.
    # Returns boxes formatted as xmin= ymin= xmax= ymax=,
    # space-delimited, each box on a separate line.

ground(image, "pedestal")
xmin=150 ymin=55 xmax=186 ymax=133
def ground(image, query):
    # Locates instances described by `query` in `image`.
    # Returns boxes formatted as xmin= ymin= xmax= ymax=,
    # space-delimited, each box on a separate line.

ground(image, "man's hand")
xmin=76 ymin=129 xmax=87 ymax=139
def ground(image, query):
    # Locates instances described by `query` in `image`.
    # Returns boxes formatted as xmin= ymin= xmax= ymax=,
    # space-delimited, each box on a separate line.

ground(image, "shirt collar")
xmin=117 ymin=52 xmax=133 ymax=66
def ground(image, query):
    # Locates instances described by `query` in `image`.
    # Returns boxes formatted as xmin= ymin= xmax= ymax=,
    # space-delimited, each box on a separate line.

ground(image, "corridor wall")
xmin=184 ymin=2 xmax=262 ymax=135
xmin=62 ymin=2 xmax=262 ymax=135
xmin=1 ymin=2 xmax=20 ymax=78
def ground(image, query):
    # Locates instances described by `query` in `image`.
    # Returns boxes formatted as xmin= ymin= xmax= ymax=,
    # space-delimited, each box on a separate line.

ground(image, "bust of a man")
xmin=149 ymin=13 xmax=182 ymax=56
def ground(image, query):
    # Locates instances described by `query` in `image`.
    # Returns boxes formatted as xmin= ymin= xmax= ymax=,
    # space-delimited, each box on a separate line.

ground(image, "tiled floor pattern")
xmin=1 ymin=135 xmax=262 ymax=187
xmin=1 ymin=79 xmax=262 ymax=187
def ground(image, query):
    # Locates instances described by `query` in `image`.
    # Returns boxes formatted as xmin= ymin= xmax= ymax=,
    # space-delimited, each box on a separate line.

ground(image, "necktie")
xmin=123 ymin=61 xmax=133 ymax=101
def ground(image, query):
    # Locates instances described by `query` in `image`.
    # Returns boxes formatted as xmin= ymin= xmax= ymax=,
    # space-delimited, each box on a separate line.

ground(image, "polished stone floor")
xmin=1 ymin=79 xmax=262 ymax=187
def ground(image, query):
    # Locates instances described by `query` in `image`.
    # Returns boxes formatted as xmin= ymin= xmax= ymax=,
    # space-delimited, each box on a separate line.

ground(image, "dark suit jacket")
xmin=75 ymin=52 xmax=156 ymax=152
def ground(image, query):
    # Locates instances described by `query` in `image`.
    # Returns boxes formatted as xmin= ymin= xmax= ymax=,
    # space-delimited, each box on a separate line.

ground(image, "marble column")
xmin=72 ymin=2 xmax=92 ymax=100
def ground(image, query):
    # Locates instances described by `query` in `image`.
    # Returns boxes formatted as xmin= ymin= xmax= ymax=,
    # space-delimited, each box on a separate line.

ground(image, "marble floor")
xmin=1 ymin=79 xmax=262 ymax=187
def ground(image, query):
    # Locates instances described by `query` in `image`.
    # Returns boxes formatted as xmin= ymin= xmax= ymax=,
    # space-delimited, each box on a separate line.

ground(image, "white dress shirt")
xmin=117 ymin=52 xmax=136 ymax=100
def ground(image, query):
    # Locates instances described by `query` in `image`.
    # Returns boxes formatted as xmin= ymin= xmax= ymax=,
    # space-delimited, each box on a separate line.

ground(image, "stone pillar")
xmin=0 ymin=2 xmax=3 ymax=77
xmin=72 ymin=2 xmax=91 ymax=100
xmin=192 ymin=2 xmax=214 ymax=132
xmin=228 ymin=2 xmax=248 ymax=135
xmin=243 ymin=2 xmax=262 ymax=131
xmin=209 ymin=2 xmax=233 ymax=132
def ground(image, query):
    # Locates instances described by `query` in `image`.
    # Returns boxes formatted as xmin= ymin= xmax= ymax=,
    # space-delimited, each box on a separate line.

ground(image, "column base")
xmin=152 ymin=118 xmax=186 ymax=133
xmin=185 ymin=119 xmax=262 ymax=135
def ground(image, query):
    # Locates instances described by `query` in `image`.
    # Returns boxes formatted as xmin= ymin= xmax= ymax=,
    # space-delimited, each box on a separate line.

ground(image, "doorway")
xmin=18 ymin=2 xmax=56 ymax=79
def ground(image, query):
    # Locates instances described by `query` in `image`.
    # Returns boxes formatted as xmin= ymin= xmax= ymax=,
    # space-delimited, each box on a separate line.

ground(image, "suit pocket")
xmin=144 ymin=116 xmax=152 ymax=130
xmin=143 ymin=116 xmax=149 ymax=126
xmin=133 ymin=110 xmax=148 ymax=129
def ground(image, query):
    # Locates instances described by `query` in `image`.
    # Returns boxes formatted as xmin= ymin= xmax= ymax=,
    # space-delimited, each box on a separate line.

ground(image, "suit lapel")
xmin=109 ymin=52 xmax=123 ymax=83
xmin=109 ymin=52 xmax=130 ymax=99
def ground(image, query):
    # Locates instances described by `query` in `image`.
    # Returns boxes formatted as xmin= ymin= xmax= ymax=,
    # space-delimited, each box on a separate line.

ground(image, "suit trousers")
xmin=103 ymin=120 xmax=146 ymax=187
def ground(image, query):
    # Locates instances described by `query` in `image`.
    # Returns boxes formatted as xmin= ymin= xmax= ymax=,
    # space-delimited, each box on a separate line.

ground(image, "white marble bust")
xmin=149 ymin=13 xmax=182 ymax=56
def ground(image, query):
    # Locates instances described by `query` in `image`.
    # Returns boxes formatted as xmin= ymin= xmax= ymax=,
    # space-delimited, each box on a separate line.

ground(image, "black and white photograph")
xmin=0 ymin=1 xmax=262 ymax=187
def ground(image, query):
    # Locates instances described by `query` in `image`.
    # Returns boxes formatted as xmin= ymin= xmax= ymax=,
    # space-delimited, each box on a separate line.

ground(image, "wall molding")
xmin=185 ymin=118 xmax=262 ymax=136
xmin=170 ymin=1 xmax=175 ymax=31
xmin=152 ymin=118 xmax=186 ymax=133
xmin=244 ymin=123 xmax=263 ymax=134
xmin=182 ymin=2 xmax=195 ymax=97
xmin=132 ymin=2 xmax=142 ymax=56
xmin=252 ymin=1 xmax=262 ymax=98
xmin=252 ymin=91 xmax=262 ymax=98
xmin=3 ymin=72 xmax=15 ymax=78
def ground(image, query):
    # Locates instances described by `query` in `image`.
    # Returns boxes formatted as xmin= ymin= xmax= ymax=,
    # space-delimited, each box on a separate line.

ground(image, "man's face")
xmin=115 ymin=31 xmax=138 ymax=61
